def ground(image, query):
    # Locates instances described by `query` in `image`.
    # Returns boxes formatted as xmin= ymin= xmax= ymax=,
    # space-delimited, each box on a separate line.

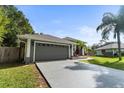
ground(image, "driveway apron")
xmin=36 ymin=60 xmax=124 ymax=88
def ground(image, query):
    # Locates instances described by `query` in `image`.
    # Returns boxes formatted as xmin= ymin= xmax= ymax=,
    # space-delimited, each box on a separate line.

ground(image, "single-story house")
xmin=18 ymin=34 xmax=76 ymax=63
xmin=95 ymin=42 xmax=124 ymax=56
xmin=63 ymin=37 xmax=85 ymax=56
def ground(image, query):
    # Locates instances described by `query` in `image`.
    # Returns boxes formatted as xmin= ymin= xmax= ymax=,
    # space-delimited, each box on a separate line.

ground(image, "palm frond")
xmin=103 ymin=12 xmax=115 ymax=19
xmin=101 ymin=28 xmax=110 ymax=40
xmin=101 ymin=24 xmax=113 ymax=40
xmin=97 ymin=12 xmax=116 ymax=33
xmin=96 ymin=23 xmax=107 ymax=32
xmin=113 ymin=32 xmax=116 ymax=39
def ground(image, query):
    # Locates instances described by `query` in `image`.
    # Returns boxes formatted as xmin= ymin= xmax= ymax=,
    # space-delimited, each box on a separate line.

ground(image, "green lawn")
xmin=0 ymin=63 xmax=48 ymax=88
xmin=81 ymin=56 xmax=124 ymax=70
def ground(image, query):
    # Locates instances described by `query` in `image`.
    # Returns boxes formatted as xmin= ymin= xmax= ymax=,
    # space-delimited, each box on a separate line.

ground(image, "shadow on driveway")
xmin=64 ymin=61 xmax=124 ymax=88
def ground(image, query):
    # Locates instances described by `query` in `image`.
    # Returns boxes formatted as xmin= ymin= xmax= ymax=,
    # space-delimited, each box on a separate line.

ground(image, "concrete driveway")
xmin=36 ymin=60 xmax=124 ymax=88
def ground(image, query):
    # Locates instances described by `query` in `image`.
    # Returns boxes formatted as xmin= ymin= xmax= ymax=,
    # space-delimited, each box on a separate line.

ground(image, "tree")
xmin=0 ymin=7 xmax=9 ymax=46
xmin=0 ymin=5 xmax=34 ymax=47
xmin=86 ymin=46 xmax=93 ymax=55
xmin=76 ymin=40 xmax=87 ymax=48
xmin=96 ymin=6 xmax=124 ymax=61
xmin=76 ymin=40 xmax=87 ymax=55
xmin=91 ymin=43 xmax=99 ymax=50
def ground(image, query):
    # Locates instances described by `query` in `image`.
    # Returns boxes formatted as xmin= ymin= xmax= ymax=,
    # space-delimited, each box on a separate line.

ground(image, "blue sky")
xmin=16 ymin=5 xmax=122 ymax=46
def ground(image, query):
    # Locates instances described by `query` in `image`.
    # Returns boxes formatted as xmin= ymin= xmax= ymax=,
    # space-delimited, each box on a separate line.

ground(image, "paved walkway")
xmin=36 ymin=60 xmax=124 ymax=88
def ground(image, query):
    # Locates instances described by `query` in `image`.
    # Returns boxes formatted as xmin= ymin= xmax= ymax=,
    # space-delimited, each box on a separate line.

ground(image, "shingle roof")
xmin=63 ymin=37 xmax=78 ymax=42
xmin=95 ymin=42 xmax=124 ymax=50
xmin=63 ymin=37 xmax=86 ymax=43
xmin=18 ymin=34 xmax=75 ymax=45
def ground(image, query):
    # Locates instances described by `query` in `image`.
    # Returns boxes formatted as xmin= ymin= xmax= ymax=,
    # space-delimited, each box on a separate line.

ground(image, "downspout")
xmin=33 ymin=41 xmax=36 ymax=62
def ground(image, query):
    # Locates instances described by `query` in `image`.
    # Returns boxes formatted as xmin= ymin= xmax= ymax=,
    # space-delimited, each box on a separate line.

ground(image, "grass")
xmin=0 ymin=63 xmax=48 ymax=88
xmin=81 ymin=56 xmax=124 ymax=70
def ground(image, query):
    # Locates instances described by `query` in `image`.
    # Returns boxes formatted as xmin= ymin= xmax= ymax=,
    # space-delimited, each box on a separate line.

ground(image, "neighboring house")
xmin=95 ymin=42 xmax=124 ymax=57
xmin=63 ymin=37 xmax=85 ymax=56
xmin=18 ymin=34 xmax=76 ymax=63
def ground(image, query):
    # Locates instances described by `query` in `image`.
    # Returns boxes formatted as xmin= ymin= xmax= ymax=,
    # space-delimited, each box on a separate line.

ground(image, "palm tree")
xmin=76 ymin=40 xmax=87 ymax=55
xmin=96 ymin=12 xmax=123 ymax=60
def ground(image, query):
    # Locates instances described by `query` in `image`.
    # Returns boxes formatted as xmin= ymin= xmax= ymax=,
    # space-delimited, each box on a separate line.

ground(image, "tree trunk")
xmin=117 ymin=30 xmax=122 ymax=61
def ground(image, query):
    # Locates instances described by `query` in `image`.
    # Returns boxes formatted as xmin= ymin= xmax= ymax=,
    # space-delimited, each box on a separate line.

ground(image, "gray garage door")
xmin=35 ymin=43 xmax=69 ymax=61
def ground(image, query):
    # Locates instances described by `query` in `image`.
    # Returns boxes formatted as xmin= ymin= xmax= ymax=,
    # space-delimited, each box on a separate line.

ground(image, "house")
xmin=95 ymin=42 xmax=124 ymax=57
xmin=63 ymin=37 xmax=85 ymax=56
xmin=18 ymin=34 xmax=76 ymax=63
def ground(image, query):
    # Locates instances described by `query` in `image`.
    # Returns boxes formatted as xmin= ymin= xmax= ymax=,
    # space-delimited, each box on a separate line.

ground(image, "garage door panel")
xmin=35 ymin=44 xmax=68 ymax=61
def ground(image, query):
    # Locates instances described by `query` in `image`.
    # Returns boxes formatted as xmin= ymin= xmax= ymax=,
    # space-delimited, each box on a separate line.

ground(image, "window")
xmin=50 ymin=44 xmax=53 ymax=46
xmin=38 ymin=43 xmax=41 ymax=46
xmin=42 ymin=44 xmax=45 ymax=46
xmin=31 ymin=42 xmax=34 ymax=45
xmin=121 ymin=49 xmax=124 ymax=51
xmin=47 ymin=44 xmax=50 ymax=46
xmin=105 ymin=49 xmax=112 ymax=52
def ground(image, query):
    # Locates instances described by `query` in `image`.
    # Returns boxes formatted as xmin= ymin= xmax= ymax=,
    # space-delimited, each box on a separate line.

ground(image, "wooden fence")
xmin=0 ymin=47 xmax=20 ymax=63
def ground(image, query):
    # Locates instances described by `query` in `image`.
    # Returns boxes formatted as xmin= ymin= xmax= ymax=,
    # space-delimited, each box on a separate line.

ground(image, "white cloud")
xmin=77 ymin=25 xmax=124 ymax=46
xmin=78 ymin=26 xmax=97 ymax=37
xmin=39 ymin=25 xmax=124 ymax=46
xmin=76 ymin=25 xmax=102 ymax=45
